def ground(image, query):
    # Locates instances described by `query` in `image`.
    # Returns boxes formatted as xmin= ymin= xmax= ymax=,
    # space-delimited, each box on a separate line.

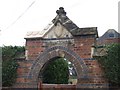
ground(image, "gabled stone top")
xmin=52 ymin=7 xmax=98 ymax=37
xmin=52 ymin=8 xmax=79 ymax=35
xmin=25 ymin=7 xmax=98 ymax=39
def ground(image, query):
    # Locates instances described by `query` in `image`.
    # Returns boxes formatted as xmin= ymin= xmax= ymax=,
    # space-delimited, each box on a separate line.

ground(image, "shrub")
xmin=98 ymin=44 xmax=120 ymax=86
xmin=2 ymin=46 xmax=24 ymax=86
xmin=2 ymin=59 xmax=18 ymax=86
xmin=42 ymin=57 xmax=69 ymax=84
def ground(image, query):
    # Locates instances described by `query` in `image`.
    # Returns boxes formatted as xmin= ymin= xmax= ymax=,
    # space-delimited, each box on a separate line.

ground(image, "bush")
xmin=42 ymin=57 xmax=69 ymax=84
xmin=2 ymin=46 xmax=24 ymax=86
xmin=2 ymin=59 xmax=18 ymax=86
xmin=98 ymin=44 xmax=120 ymax=86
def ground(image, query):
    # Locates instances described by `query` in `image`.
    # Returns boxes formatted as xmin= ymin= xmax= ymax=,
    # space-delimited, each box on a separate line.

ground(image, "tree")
xmin=2 ymin=46 xmax=25 ymax=61
xmin=2 ymin=46 xmax=25 ymax=86
xmin=98 ymin=44 xmax=120 ymax=86
xmin=2 ymin=59 xmax=18 ymax=86
xmin=42 ymin=57 xmax=69 ymax=84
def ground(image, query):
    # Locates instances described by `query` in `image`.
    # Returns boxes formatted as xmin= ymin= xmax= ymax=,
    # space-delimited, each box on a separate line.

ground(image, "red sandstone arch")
xmin=28 ymin=46 xmax=89 ymax=85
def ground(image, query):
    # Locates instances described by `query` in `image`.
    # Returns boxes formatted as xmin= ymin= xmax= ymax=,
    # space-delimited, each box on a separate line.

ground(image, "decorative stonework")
xmin=56 ymin=7 xmax=66 ymax=16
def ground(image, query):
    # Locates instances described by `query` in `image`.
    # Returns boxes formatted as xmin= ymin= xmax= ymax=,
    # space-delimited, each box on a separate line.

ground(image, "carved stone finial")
xmin=56 ymin=7 xmax=66 ymax=15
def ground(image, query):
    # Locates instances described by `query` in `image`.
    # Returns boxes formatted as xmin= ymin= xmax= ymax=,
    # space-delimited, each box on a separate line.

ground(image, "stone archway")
xmin=28 ymin=46 xmax=89 ymax=87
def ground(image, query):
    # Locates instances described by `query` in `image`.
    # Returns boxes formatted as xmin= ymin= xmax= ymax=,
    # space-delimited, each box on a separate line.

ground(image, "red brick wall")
xmin=73 ymin=36 xmax=95 ymax=58
xmin=97 ymin=38 xmax=120 ymax=45
xmin=84 ymin=60 xmax=108 ymax=83
xmin=16 ymin=60 xmax=33 ymax=84
xmin=25 ymin=38 xmax=44 ymax=60
xmin=25 ymin=36 xmax=96 ymax=60
xmin=78 ymin=60 xmax=108 ymax=88
xmin=15 ymin=36 xmax=108 ymax=88
xmin=16 ymin=59 xmax=108 ymax=88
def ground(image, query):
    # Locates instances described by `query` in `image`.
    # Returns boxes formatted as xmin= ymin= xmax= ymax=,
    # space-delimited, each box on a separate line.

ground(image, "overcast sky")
xmin=0 ymin=0 xmax=119 ymax=46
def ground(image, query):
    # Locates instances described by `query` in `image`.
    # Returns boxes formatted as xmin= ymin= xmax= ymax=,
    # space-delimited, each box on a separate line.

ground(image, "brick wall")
xmin=25 ymin=35 xmax=96 ymax=60
xmin=73 ymin=36 xmax=96 ymax=58
xmin=74 ymin=59 xmax=108 ymax=88
xmin=16 ymin=60 xmax=31 ymax=82
xmin=97 ymin=38 xmax=120 ymax=45
xmin=25 ymin=38 xmax=44 ymax=60
xmin=15 ymin=59 xmax=108 ymax=88
xmin=15 ymin=35 xmax=109 ymax=88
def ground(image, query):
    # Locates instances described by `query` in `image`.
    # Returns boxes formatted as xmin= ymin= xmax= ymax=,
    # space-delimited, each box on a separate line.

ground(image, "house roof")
xmin=25 ymin=7 xmax=98 ymax=39
xmin=97 ymin=29 xmax=120 ymax=42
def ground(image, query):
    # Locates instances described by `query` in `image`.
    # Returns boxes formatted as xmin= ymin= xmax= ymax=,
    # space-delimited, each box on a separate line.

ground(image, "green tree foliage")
xmin=2 ymin=59 xmax=18 ymax=86
xmin=2 ymin=46 xmax=25 ymax=86
xmin=98 ymin=44 xmax=120 ymax=86
xmin=42 ymin=57 xmax=69 ymax=84
xmin=2 ymin=46 xmax=25 ymax=61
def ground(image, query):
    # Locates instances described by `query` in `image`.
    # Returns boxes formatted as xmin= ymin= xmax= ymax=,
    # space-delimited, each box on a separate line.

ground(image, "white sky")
xmin=0 ymin=0 xmax=119 ymax=46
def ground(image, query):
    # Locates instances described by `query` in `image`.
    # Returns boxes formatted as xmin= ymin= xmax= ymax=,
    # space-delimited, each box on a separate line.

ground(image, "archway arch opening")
xmin=38 ymin=56 xmax=78 ymax=84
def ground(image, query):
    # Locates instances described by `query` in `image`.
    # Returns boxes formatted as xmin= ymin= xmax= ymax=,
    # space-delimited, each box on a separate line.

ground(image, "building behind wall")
xmin=97 ymin=29 xmax=120 ymax=45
